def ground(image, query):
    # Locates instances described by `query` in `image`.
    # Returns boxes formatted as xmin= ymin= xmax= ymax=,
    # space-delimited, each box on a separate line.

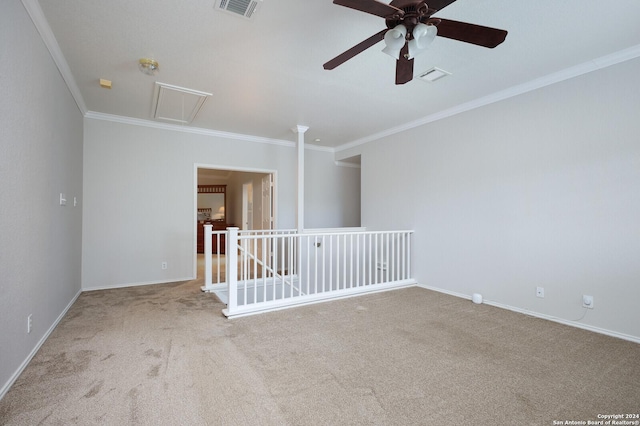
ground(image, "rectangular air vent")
xmin=418 ymin=67 xmax=451 ymax=83
xmin=215 ymin=0 xmax=262 ymax=19
xmin=152 ymin=83 xmax=211 ymax=125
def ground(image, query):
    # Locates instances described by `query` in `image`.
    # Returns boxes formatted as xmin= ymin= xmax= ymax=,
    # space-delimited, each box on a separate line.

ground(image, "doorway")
xmin=195 ymin=165 xmax=276 ymax=280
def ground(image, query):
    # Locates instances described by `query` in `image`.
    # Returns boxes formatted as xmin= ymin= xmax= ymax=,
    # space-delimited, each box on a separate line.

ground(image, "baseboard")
xmin=82 ymin=276 xmax=195 ymax=292
xmin=0 ymin=288 xmax=82 ymax=401
xmin=417 ymin=284 xmax=640 ymax=344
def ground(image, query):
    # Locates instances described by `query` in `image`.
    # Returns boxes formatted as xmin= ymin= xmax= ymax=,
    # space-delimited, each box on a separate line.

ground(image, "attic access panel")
xmin=152 ymin=83 xmax=211 ymax=125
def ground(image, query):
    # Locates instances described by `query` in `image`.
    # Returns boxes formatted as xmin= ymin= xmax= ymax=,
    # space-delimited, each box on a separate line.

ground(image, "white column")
xmin=294 ymin=125 xmax=309 ymax=233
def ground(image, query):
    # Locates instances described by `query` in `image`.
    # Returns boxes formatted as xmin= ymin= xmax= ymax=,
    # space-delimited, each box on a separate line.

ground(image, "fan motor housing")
xmin=385 ymin=1 xmax=436 ymax=33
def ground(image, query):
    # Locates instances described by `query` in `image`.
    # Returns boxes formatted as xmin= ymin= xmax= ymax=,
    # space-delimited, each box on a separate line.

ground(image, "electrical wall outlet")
xmin=582 ymin=295 xmax=594 ymax=309
xmin=161 ymin=262 xmax=168 ymax=270
xmin=27 ymin=314 xmax=32 ymax=334
xmin=536 ymin=287 xmax=544 ymax=298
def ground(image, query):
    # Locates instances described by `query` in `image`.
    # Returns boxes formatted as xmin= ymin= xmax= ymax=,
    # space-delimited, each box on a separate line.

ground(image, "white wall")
xmin=82 ymin=119 xmax=361 ymax=290
xmin=0 ymin=0 xmax=84 ymax=397
xmin=357 ymin=58 xmax=640 ymax=341
xmin=305 ymin=150 xmax=361 ymax=229
xmin=82 ymin=119 xmax=295 ymax=289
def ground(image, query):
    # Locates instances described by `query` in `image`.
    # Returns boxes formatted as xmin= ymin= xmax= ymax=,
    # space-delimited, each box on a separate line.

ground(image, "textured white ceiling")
xmin=32 ymin=0 xmax=640 ymax=149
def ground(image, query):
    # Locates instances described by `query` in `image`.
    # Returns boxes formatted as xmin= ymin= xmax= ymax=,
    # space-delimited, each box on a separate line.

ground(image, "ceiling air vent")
xmin=215 ymin=0 xmax=262 ymax=19
xmin=418 ymin=67 xmax=451 ymax=83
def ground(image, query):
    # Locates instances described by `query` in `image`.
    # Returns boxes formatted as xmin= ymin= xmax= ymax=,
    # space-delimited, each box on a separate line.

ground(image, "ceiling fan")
xmin=323 ymin=0 xmax=508 ymax=84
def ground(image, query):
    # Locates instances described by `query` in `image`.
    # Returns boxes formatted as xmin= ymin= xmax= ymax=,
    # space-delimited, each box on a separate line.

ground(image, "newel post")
xmin=226 ymin=227 xmax=239 ymax=315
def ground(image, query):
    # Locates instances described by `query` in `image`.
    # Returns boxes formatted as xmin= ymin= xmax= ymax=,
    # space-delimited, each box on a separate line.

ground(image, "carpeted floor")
xmin=1 ymin=281 xmax=638 ymax=425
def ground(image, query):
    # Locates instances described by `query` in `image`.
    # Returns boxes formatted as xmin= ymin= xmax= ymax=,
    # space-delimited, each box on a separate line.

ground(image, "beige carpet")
xmin=1 ymin=281 xmax=638 ymax=425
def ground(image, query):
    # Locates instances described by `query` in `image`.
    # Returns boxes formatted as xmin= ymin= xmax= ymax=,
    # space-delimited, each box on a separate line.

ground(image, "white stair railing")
xmin=201 ymin=227 xmax=297 ymax=293
xmin=221 ymin=228 xmax=415 ymax=318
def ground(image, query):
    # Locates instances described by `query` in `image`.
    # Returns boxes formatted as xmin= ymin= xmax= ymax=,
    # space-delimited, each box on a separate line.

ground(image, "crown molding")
xmin=21 ymin=0 xmax=87 ymax=115
xmin=84 ymin=112 xmax=297 ymax=147
xmin=335 ymin=44 xmax=640 ymax=153
xmin=84 ymin=111 xmax=337 ymax=151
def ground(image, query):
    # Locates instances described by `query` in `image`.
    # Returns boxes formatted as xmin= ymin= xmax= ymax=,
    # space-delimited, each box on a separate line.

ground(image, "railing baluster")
xmin=391 ymin=232 xmax=395 ymax=282
xmin=367 ymin=233 xmax=371 ymax=286
xmin=356 ymin=233 xmax=360 ymax=288
xmin=340 ymin=235 xmax=347 ymax=288
xmin=243 ymin=237 xmax=248 ymax=304
xmin=289 ymin=235 xmax=294 ymax=296
xmin=329 ymin=234 xmax=334 ymax=291
xmin=407 ymin=233 xmax=411 ymax=283
xmin=402 ymin=233 xmax=406 ymax=280
xmin=321 ymin=235 xmax=326 ymax=293
xmin=272 ymin=235 xmax=278 ymax=300
xmin=252 ymin=237 xmax=258 ymax=303
xmin=385 ymin=233 xmax=389 ymax=283
xmin=336 ymin=234 xmax=340 ymax=290
xmin=216 ymin=233 xmax=222 ymax=285
xmin=282 ymin=235 xmax=287 ymax=299
xmin=398 ymin=233 xmax=403 ymax=280
xmin=313 ymin=236 xmax=318 ymax=295
xmin=262 ymin=236 xmax=267 ymax=301
xmin=374 ymin=234 xmax=378 ymax=285
xmin=349 ymin=234 xmax=353 ymax=289
xmin=305 ymin=235 xmax=310 ymax=295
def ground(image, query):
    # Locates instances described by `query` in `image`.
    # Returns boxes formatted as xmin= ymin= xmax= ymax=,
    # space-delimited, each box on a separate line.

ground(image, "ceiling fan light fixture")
xmin=408 ymin=23 xmax=437 ymax=59
xmin=138 ymin=58 xmax=159 ymax=76
xmin=325 ymin=0 xmax=507 ymax=84
xmin=382 ymin=24 xmax=407 ymax=60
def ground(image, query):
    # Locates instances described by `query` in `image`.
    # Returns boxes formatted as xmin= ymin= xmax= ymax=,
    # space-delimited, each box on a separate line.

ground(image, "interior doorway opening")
xmin=195 ymin=166 xmax=276 ymax=280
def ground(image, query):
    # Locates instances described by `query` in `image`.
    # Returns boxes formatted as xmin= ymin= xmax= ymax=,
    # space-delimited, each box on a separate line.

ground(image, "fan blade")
xmin=389 ymin=0 xmax=456 ymax=11
xmin=395 ymin=44 xmax=414 ymax=85
xmin=333 ymin=0 xmax=402 ymax=19
xmin=417 ymin=0 xmax=457 ymax=11
xmin=324 ymin=29 xmax=387 ymax=70
xmin=434 ymin=18 xmax=507 ymax=48
xmin=390 ymin=0 xmax=456 ymax=10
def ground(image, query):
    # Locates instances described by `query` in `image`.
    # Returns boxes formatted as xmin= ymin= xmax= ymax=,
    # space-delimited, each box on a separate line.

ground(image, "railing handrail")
xmin=238 ymin=229 xmax=297 ymax=236
xmin=236 ymin=229 xmax=414 ymax=241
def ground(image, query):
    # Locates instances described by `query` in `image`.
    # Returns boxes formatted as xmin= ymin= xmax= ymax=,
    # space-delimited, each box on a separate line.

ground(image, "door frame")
xmin=193 ymin=164 xmax=277 ymax=279
xmin=242 ymin=182 xmax=253 ymax=231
